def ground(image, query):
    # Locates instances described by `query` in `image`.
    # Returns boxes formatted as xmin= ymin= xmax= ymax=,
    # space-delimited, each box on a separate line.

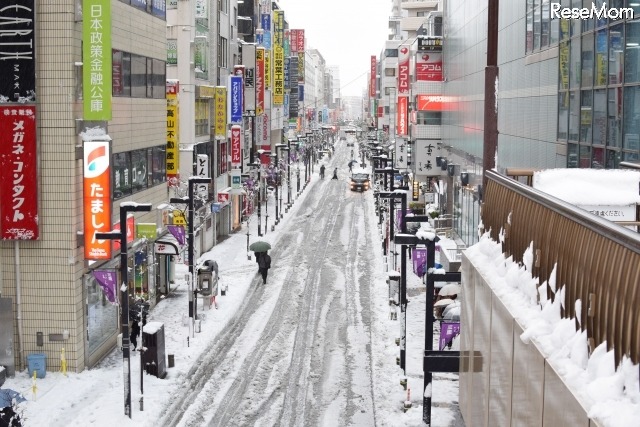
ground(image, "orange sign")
xmin=83 ymin=139 xmax=112 ymax=260
xmin=112 ymin=215 xmax=135 ymax=252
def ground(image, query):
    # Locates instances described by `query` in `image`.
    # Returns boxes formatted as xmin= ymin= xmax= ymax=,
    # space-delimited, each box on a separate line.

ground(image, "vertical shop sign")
xmin=243 ymin=44 xmax=256 ymax=115
xmin=256 ymin=47 xmax=265 ymax=116
xmin=83 ymin=139 xmax=111 ymax=259
xmin=273 ymin=10 xmax=284 ymax=46
xmin=231 ymin=125 xmax=242 ymax=167
xmin=166 ymin=80 xmax=180 ymax=186
xmin=398 ymin=45 xmax=410 ymax=95
xmin=370 ymin=55 xmax=377 ymax=98
xmin=83 ymin=0 xmax=112 ymax=120
xmin=0 ymin=1 xmax=36 ymax=103
xmin=229 ymin=75 xmax=243 ymax=123
xmin=112 ymin=215 xmax=135 ymax=252
xmin=0 ymin=106 xmax=38 ymax=239
xmin=273 ymin=45 xmax=284 ymax=105
xmin=214 ymin=86 xmax=227 ymax=138
xmin=397 ymin=96 xmax=408 ymax=136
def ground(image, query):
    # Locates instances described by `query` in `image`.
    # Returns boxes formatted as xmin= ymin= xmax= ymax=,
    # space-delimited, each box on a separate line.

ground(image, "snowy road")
xmin=158 ymin=147 xmax=379 ymax=426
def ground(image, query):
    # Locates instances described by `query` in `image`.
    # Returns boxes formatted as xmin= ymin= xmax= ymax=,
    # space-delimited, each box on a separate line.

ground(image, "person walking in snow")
xmin=320 ymin=164 xmax=326 ymax=179
xmin=331 ymin=168 xmax=338 ymax=180
xmin=130 ymin=319 xmax=140 ymax=351
xmin=256 ymin=251 xmax=272 ymax=284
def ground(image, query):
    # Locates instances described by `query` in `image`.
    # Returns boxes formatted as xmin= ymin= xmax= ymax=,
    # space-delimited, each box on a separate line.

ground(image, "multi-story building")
xmin=0 ymin=0 xmax=170 ymax=375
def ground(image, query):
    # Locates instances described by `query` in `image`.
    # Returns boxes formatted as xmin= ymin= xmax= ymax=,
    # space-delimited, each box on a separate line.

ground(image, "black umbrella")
xmin=249 ymin=241 xmax=271 ymax=252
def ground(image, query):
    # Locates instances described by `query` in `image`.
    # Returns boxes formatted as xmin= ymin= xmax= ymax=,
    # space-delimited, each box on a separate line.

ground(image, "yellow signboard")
xmin=214 ymin=86 xmax=227 ymax=139
xmin=172 ymin=210 xmax=186 ymax=225
xmin=265 ymin=50 xmax=271 ymax=90
xmin=273 ymin=45 xmax=284 ymax=105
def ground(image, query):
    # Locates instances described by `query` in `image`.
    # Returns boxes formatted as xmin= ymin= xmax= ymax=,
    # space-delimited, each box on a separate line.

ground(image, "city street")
xmin=158 ymin=146 xmax=379 ymax=426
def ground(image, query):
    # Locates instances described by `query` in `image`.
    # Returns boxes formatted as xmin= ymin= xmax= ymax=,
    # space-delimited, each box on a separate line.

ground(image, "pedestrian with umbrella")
xmin=250 ymin=241 xmax=272 ymax=285
xmin=0 ymin=388 xmax=26 ymax=427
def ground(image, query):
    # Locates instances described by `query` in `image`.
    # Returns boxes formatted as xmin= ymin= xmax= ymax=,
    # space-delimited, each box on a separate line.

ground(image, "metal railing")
xmin=482 ymin=170 xmax=640 ymax=365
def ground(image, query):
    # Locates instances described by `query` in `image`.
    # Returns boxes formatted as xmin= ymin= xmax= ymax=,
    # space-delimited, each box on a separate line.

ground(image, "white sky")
xmin=278 ymin=0 xmax=390 ymax=98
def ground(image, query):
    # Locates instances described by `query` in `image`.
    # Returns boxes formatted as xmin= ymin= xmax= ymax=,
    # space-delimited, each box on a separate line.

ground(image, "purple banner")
xmin=92 ymin=269 xmax=117 ymax=304
xmin=412 ymin=247 xmax=427 ymax=276
xmin=439 ymin=321 xmax=461 ymax=350
xmin=168 ymin=225 xmax=185 ymax=245
xmin=396 ymin=209 xmax=412 ymax=231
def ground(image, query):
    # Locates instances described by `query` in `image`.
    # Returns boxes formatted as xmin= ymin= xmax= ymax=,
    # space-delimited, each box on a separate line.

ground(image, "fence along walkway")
xmin=482 ymin=170 xmax=640 ymax=365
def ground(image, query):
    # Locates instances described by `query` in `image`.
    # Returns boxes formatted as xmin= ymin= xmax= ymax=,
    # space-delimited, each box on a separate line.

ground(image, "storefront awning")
xmin=154 ymin=233 xmax=183 ymax=255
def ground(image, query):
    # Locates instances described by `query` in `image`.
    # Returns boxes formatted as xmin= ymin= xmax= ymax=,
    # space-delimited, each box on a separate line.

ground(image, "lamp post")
xmin=269 ymin=152 xmax=279 ymax=225
xmin=96 ymin=202 xmax=152 ymax=419
xmin=275 ymin=143 xmax=288 ymax=215
xmin=170 ymin=176 xmax=211 ymax=339
xmin=286 ymin=139 xmax=292 ymax=206
xmin=248 ymin=162 xmax=261 ymax=237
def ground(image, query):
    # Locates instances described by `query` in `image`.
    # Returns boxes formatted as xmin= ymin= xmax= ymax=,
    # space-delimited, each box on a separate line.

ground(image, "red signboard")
xmin=416 ymin=52 xmax=443 ymax=82
xmin=416 ymin=95 xmax=457 ymax=111
xmin=397 ymin=96 xmax=408 ymax=136
xmin=370 ymin=55 xmax=377 ymax=98
xmin=398 ymin=46 xmax=410 ymax=95
xmin=113 ymin=215 xmax=135 ymax=252
xmin=377 ymin=106 xmax=384 ymax=118
xmin=296 ymin=29 xmax=305 ymax=53
xmin=217 ymin=192 xmax=229 ymax=203
xmin=231 ymin=125 xmax=242 ymax=167
xmin=290 ymin=29 xmax=298 ymax=52
xmin=0 ymin=106 xmax=39 ymax=240
xmin=256 ymin=47 xmax=265 ymax=116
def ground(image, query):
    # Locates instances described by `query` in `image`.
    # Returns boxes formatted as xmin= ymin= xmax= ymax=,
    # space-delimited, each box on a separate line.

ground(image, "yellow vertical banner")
xmin=166 ymin=81 xmax=180 ymax=186
xmin=273 ymin=45 xmax=284 ymax=105
xmin=265 ymin=50 xmax=271 ymax=90
xmin=214 ymin=86 xmax=227 ymax=138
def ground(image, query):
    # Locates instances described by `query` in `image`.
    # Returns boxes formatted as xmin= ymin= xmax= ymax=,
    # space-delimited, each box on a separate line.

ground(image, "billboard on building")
xmin=83 ymin=0 xmax=112 ymax=120
xmin=229 ymin=75 xmax=243 ymax=123
xmin=414 ymin=140 xmax=441 ymax=176
xmin=83 ymin=139 xmax=111 ymax=259
xmin=416 ymin=95 xmax=457 ymax=111
xmin=394 ymin=137 xmax=408 ymax=170
xmin=398 ymin=45 xmax=410 ymax=94
xmin=166 ymin=80 xmax=180 ymax=186
xmin=243 ymin=44 xmax=256 ymax=115
xmin=230 ymin=125 xmax=242 ymax=167
xmin=214 ymin=86 xmax=227 ymax=139
xmin=273 ymin=45 xmax=285 ymax=105
xmin=0 ymin=106 xmax=38 ymax=240
xmin=0 ymin=1 xmax=35 ymax=103
xmin=397 ymin=96 xmax=408 ymax=135
xmin=273 ymin=10 xmax=284 ymax=46
xmin=370 ymin=55 xmax=377 ymax=98
xmin=416 ymin=37 xmax=443 ymax=82
xmin=256 ymin=47 xmax=265 ymax=115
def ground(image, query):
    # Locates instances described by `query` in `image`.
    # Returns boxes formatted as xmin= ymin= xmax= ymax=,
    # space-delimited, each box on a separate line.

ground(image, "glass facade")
xmin=548 ymin=1 xmax=640 ymax=167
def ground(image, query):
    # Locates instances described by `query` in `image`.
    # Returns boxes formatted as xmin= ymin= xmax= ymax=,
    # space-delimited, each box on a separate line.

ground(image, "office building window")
xmin=113 ymin=50 xmax=165 ymax=99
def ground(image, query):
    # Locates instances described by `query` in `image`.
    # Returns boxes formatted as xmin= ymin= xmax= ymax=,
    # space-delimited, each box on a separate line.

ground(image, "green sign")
xmin=136 ymin=223 xmax=158 ymax=239
xmin=83 ymin=0 xmax=112 ymax=120
xmin=167 ymin=39 xmax=177 ymax=65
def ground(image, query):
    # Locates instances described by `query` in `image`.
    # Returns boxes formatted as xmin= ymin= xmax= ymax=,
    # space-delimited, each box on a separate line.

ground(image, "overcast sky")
xmin=278 ymin=0 xmax=390 ymax=98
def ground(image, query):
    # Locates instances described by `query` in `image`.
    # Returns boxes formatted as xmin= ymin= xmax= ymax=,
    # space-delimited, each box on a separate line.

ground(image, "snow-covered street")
xmin=3 ymin=141 xmax=463 ymax=426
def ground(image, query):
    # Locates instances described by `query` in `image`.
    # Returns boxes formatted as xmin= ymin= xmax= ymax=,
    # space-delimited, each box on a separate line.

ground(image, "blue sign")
xmin=256 ymin=31 xmax=263 ymax=46
xmin=261 ymin=14 xmax=271 ymax=31
xmin=211 ymin=203 xmax=221 ymax=213
xmin=298 ymin=85 xmax=304 ymax=102
xmin=284 ymin=57 xmax=290 ymax=90
xmin=229 ymin=76 xmax=243 ymax=124
xmin=263 ymin=31 xmax=271 ymax=49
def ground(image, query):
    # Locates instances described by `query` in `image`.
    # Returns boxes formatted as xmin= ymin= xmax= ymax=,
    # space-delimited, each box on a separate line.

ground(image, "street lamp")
xmin=170 ymin=176 xmax=211 ymax=340
xmin=269 ymin=152 xmax=279 ymax=226
xmin=248 ymin=162 xmax=262 ymax=237
xmin=95 ymin=202 xmax=152 ymax=419
xmin=275 ymin=143 xmax=289 ymax=215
